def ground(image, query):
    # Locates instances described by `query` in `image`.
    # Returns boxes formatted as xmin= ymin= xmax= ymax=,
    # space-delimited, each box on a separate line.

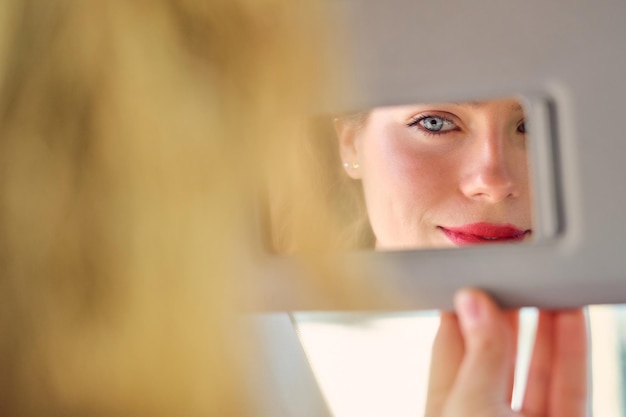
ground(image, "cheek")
xmin=363 ymin=129 xmax=456 ymax=203
xmin=358 ymin=125 xmax=461 ymax=246
xmin=514 ymin=150 xmax=533 ymax=214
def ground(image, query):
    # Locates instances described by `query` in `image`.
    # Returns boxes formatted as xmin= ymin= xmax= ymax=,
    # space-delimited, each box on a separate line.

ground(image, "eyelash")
xmin=406 ymin=114 xmax=459 ymax=136
xmin=407 ymin=115 xmax=528 ymax=136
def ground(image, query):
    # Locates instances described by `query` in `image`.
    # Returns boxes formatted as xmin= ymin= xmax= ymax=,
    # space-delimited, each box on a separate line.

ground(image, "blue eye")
xmin=408 ymin=115 xmax=457 ymax=134
xmin=422 ymin=117 xmax=445 ymax=131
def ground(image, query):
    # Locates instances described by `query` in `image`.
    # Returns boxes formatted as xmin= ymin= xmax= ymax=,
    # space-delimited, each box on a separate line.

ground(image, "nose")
xmin=459 ymin=129 xmax=521 ymax=203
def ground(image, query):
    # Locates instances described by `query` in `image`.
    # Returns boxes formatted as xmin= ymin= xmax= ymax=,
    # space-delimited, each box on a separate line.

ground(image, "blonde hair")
xmin=266 ymin=113 xmax=376 ymax=253
xmin=0 ymin=1 xmax=364 ymax=415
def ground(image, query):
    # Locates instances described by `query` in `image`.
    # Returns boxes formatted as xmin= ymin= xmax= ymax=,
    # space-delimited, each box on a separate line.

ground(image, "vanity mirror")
xmin=265 ymin=95 xmax=560 ymax=254
xmin=252 ymin=0 xmax=626 ymax=312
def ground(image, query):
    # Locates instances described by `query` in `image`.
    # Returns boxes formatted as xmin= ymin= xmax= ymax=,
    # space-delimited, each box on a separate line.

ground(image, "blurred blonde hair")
xmin=0 ymin=0 xmax=363 ymax=415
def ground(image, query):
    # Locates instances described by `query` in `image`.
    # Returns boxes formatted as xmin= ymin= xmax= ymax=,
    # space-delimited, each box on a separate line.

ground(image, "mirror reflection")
xmin=336 ymin=97 xmax=532 ymax=250
xmin=267 ymin=97 xmax=534 ymax=253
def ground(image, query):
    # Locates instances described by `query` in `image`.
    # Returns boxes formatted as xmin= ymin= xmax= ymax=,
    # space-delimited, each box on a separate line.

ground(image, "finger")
xmin=548 ymin=309 xmax=588 ymax=417
xmin=424 ymin=312 xmax=464 ymax=417
xmin=444 ymin=289 xmax=516 ymax=416
xmin=505 ymin=310 xmax=519 ymax=404
xmin=521 ymin=310 xmax=554 ymax=415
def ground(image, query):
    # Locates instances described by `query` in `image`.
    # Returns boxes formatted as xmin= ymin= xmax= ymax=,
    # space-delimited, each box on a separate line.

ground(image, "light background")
xmin=295 ymin=306 xmax=622 ymax=417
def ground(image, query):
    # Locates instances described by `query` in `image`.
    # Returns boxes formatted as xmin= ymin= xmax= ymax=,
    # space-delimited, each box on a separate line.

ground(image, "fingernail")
xmin=455 ymin=289 xmax=482 ymax=328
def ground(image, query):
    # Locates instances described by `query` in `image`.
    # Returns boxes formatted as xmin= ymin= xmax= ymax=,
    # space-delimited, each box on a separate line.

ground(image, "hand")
xmin=424 ymin=288 xmax=588 ymax=417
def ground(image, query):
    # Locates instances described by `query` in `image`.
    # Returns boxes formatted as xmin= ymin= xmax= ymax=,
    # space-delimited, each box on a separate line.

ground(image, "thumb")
xmin=443 ymin=289 xmax=517 ymax=417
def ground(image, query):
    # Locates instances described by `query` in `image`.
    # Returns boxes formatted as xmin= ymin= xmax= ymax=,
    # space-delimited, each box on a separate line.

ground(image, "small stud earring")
xmin=343 ymin=162 xmax=350 ymax=168
xmin=351 ymin=161 xmax=360 ymax=169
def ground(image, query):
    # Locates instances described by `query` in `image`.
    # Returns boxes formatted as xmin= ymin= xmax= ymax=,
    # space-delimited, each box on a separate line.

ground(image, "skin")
xmin=337 ymin=98 xmax=532 ymax=249
xmin=427 ymin=289 xmax=588 ymax=417
xmin=337 ymin=99 xmax=589 ymax=415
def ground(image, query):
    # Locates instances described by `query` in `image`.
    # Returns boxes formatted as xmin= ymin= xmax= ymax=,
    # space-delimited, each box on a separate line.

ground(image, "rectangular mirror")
xmin=263 ymin=95 xmax=562 ymax=254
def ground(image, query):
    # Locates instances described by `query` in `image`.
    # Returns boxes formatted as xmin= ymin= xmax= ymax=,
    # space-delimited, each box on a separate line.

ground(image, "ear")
xmin=334 ymin=117 xmax=362 ymax=180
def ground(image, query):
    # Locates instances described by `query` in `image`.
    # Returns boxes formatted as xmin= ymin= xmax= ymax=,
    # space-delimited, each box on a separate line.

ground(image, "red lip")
xmin=439 ymin=222 xmax=531 ymax=246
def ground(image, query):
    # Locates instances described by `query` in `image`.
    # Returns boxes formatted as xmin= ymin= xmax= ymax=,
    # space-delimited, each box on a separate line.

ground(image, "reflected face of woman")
xmin=338 ymin=98 xmax=532 ymax=249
